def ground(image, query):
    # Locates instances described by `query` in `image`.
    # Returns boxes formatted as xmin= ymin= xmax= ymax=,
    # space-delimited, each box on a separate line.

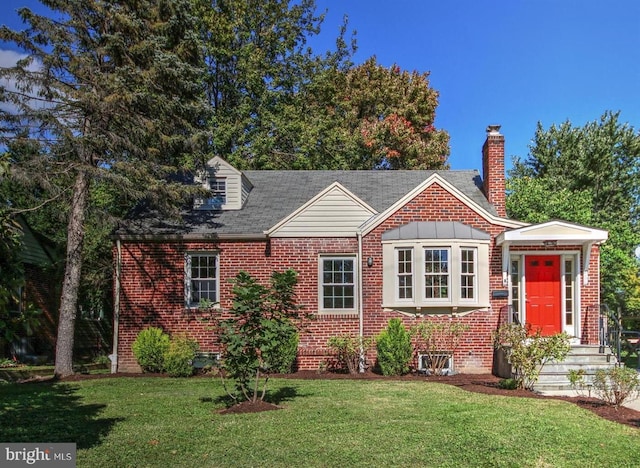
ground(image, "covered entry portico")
xmin=497 ymin=221 xmax=608 ymax=340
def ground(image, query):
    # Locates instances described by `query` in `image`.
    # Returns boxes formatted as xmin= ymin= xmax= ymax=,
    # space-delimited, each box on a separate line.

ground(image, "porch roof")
xmin=496 ymin=220 xmax=608 ymax=246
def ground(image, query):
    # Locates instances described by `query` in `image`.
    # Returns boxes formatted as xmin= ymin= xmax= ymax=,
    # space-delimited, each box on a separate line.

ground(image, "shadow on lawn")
xmin=0 ymin=382 xmax=122 ymax=448
xmin=208 ymin=385 xmax=304 ymax=408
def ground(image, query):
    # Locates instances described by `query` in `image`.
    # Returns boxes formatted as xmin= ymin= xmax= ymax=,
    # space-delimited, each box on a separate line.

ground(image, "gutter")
xmin=357 ymin=231 xmax=365 ymax=373
xmin=110 ymin=239 xmax=122 ymax=374
xmin=112 ymin=233 xmax=269 ymax=242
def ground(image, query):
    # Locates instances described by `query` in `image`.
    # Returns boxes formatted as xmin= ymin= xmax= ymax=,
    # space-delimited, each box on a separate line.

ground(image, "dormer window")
xmin=194 ymin=156 xmax=253 ymax=210
xmin=207 ymin=177 xmax=226 ymax=207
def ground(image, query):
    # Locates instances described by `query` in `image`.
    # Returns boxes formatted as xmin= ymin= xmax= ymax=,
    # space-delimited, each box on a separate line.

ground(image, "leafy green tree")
xmin=507 ymin=112 xmax=640 ymax=310
xmin=196 ymin=1 xmax=449 ymax=170
xmin=217 ymin=269 xmax=304 ymax=404
xmin=195 ymin=0 xmax=353 ymax=169
xmin=0 ymin=0 xmax=209 ymax=377
xmin=334 ymin=57 xmax=450 ymax=169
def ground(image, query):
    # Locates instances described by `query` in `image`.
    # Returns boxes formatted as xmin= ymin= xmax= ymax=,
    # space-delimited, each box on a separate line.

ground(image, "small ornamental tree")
xmin=376 ymin=318 xmax=413 ymax=376
xmin=217 ymin=269 xmax=304 ymax=404
xmin=327 ymin=335 xmax=374 ymax=375
xmin=411 ymin=319 xmax=469 ymax=375
xmin=493 ymin=323 xmax=571 ymax=390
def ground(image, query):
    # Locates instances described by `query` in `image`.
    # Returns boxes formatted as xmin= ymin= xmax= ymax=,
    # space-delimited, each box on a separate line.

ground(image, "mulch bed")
xmin=48 ymin=370 xmax=640 ymax=428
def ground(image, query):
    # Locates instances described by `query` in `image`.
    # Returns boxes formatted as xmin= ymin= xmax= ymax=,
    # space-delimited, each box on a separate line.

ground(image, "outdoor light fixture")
xmin=367 ymin=257 xmax=374 ymax=267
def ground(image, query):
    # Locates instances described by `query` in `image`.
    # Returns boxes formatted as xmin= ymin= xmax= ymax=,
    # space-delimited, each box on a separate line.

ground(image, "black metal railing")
xmin=598 ymin=304 xmax=621 ymax=363
xmin=497 ymin=305 xmax=520 ymax=327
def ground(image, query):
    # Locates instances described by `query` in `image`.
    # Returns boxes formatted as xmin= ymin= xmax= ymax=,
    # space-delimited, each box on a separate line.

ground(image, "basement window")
xmin=418 ymin=353 xmax=453 ymax=375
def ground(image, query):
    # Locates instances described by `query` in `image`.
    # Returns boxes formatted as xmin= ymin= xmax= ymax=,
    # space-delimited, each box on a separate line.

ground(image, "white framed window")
xmin=382 ymin=241 xmax=490 ymax=309
xmin=185 ymin=252 xmax=219 ymax=307
xmin=207 ymin=177 xmax=226 ymax=207
xmin=424 ymin=248 xmax=450 ymax=300
xmin=418 ymin=353 xmax=453 ymax=375
xmin=320 ymin=256 xmax=356 ymax=312
xmin=460 ymin=247 xmax=477 ymax=301
xmin=564 ymin=258 xmax=575 ymax=326
xmin=396 ymin=248 xmax=414 ymax=300
xmin=510 ymin=257 xmax=522 ymax=323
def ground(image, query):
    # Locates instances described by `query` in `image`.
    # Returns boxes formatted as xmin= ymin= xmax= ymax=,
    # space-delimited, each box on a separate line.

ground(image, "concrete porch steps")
xmin=533 ymin=345 xmax=618 ymax=392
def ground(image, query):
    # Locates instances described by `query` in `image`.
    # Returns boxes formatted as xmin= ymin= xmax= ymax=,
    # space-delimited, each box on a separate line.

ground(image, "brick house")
xmin=111 ymin=125 xmax=608 ymax=374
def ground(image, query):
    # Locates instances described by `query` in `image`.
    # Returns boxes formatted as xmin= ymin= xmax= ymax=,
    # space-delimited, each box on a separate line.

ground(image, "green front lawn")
xmin=1 ymin=376 xmax=639 ymax=467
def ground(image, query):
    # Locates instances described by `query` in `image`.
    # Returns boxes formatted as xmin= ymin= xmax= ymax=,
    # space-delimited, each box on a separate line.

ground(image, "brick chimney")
xmin=482 ymin=125 xmax=506 ymax=217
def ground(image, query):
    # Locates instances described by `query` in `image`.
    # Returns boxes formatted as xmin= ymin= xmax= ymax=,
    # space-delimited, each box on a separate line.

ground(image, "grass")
xmin=1 ymin=376 xmax=639 ymax=467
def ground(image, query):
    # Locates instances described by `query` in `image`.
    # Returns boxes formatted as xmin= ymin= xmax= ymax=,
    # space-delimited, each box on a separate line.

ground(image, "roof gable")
xmin=497 ymin=220 xmax=608 ymax=245
xmin=194 ymin=156 xmax=253 ymax=211
xmin=361 ymin=174 xmax=523 ymax=235
xmin=267 ymin=182 xmax=377 ymax=237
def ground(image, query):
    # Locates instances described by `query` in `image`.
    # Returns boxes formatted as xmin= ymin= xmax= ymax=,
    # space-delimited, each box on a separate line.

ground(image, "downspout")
xmin=357 ymin=232 xmax=365 ymax=373
xmin=110 ymin=239 xmax=121 ymax=374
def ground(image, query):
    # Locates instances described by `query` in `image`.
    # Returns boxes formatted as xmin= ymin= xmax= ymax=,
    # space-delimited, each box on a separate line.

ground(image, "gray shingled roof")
xmin=117 ymin=169 xmax=495 ymax=238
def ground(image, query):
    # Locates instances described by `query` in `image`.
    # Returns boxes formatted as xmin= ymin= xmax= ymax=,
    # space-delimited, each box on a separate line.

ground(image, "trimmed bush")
xmin=328 ymin=335 xmax=374 ymax=375
xmin=266 ymin=326 xmax=299 ymax=373
xmin=131 ymin=327 xmax=170 ymax=373
xmin=376 ymin=318 xmax=413 ymax=376
xmin=164 ymin=335 xmax=199 ymax=377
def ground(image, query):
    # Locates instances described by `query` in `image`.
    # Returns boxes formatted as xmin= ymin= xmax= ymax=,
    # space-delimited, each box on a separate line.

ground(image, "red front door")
xmin=525 ymin=255 xmax=562 ymax=336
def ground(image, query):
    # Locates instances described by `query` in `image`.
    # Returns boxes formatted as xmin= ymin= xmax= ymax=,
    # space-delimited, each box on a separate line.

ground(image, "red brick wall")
xmin=360 ymin=182 xmax=509 ymax=373
xmin=115 ymin=237 xmax=361 ymax=372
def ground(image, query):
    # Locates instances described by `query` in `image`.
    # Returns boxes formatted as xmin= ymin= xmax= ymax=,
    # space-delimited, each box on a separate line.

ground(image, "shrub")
xmin=493 ymin=323 xmax=570 ymax=390
xmin=266 ymin=326 xmax=299 ymax=373
xmin=164 ymin=335 xmax=199 ymax=377
xmin=570 ymin=366 xmax=640 ymax=408
xmin=327 ymin=335 xmax=374 ymax=375
xmin=411 ymin=319 xmax=469 ymax=375
xmin=131 ymin=327 xmax=170 ymax=373
xmin=498 ymin=378 xmax=518 ymax=390
xmin=376 ymin=318 xmax=413 ymax=376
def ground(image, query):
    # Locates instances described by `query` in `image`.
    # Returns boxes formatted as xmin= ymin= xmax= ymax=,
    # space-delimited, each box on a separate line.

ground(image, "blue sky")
xmin=2 ymin=0 xmax=639 ymax=172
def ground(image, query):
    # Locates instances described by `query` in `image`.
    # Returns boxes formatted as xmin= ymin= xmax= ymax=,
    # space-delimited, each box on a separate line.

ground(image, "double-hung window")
xmin=460 ymin=247 xmax=477 ymax=300
xmin=383 ymin=239 xmax=490 ymax=310
xmin=207 ymin=177 xmax=226 ymax=207
xmin=396 ymin=248 xmax=413 ymax=300
xmin=424 ymin=248 xmax=449 ymax=300
xmin=320 ymin=256 xmax=356 ymax=311
xmin=185 ymin=253 xmax=219 ymax=307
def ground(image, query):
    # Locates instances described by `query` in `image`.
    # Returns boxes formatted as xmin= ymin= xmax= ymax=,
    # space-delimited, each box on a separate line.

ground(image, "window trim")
xmin=382 ymin=240 xmax=490 ymax=310
xmin=423 ymin=246 xmax=451 ymax=302
xmin=184 ymin=251 xmax=220 ymax=308
xmin=318 ymin=254 xmax=358 ymax=314
xmin=395 ymin=247 xmax=414 ymax=302
xmin=459 ymin=246 xmax=478 ymax=303
xmin=207 ymin=177 xmax=227 ymax=207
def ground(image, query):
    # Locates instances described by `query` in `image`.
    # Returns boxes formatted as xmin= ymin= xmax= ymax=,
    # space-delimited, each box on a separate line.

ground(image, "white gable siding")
xmin=270 ymin=186 xmax=375 ymax=237
xmin=195 ymin=156 xmax=248 ymax=210
xmin=241 ymin=176 xmax=253 ymax=208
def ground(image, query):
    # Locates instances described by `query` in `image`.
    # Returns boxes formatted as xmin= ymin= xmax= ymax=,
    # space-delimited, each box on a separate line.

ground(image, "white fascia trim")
xmin=265 ymin=181 xmax=377 ymax=236
xmin=204 ymin=155 xmax=243 ymax=176
xmin=496 ymin=220 xmax=609 ymax=245
xmin=359 ymin=174 xmax=525 ymax=237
